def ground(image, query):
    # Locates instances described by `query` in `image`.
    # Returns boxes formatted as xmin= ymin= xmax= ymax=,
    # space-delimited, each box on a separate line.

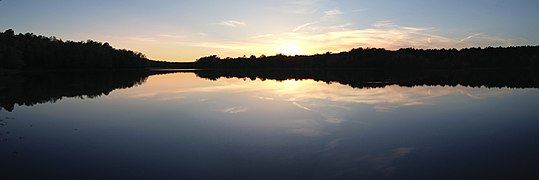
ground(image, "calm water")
xmin=1 ymin=71 xmax=539 ymax=179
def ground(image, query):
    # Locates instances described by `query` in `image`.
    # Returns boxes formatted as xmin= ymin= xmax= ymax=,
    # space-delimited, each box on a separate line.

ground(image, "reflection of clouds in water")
xmin=292 ymin=102 xmax=313 ymax=111
xmin=284 ymin=118 xmax=326 ymax=137
xmin=128 ymin=77 xmax=512 ymax=111
xmin=127 ymin=91 xmax=185 ymax=101
xmin=360 ymin=147 xmax=416 ymax=176
xmin=199 ymin=98 xmax=209 ymax=102
xmin=289 ymin=126 xmax=324 ymax=137
xmin=122 ymin=74 xmax=520 ymax=137
xmin=323 ymin=116 xmax=343 ymax=124
xmin=253 ymin=96 xmax=275 ymax=101
xmin=392 ymin=147 xmax=415 ymax=157
xmin=157 ymin=96 xmax=185 ymax=101
xmin=280 ymin=83 xmax=437 ymax=115
xmin=274 ymin=83 xmax=514 ymax=113
xmin=318 ymin=138 xmax=417 ymax=176
xmin=135 ymin=76 xmax=513 ymax=121
xmin=373 ymin=101 xmax=427 ymax=112
xmin=219 ymin=106 xmax=248 ymax=114
xmin=324 ymin=138 xmax=344 ymax=151
xmin=373 ymin=106 xmax=394 ymax=113
xmin=293 ymin=101 xmax=343 ymax=123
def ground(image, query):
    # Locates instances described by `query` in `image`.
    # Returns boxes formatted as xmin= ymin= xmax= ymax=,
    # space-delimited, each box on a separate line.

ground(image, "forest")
xmin=196 ymin=46 xmax=539 ymax=70
xmin=0 ymin=29 xmax=149 ymax=69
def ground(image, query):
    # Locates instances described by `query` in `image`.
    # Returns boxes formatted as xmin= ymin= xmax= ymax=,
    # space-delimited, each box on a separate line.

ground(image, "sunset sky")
xmin=1 ymin=0 xmax=538 ymax=61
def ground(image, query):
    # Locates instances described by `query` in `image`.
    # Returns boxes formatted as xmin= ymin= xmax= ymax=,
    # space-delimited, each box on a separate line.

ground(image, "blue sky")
xmin=1 ymin=0 xmax=538 ymax=61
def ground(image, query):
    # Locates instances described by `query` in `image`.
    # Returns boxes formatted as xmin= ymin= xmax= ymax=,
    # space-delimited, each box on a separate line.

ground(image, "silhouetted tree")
xmin=0 ymin=29 xmax=149 ymax=69
xmin=193 ymin=46 xmax=539 ymax=70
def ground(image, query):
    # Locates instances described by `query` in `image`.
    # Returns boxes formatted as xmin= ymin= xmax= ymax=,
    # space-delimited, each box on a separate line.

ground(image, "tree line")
xmin=196 ymin=46 xmax=539 ymax=70
xmin=0 ymin=29 xmax=149 ymax=69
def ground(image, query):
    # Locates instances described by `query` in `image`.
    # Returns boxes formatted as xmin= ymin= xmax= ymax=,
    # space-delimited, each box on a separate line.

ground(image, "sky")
xmin=1 ymin=0 xmax=538 ymax=61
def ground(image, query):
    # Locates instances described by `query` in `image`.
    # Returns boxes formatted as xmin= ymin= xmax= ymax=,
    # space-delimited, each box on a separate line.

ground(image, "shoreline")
xmin=2 ymin=66 xmax=537 ymax=72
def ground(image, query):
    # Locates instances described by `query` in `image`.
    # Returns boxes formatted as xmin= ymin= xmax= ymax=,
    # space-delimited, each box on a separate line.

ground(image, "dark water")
xmin=1 ymin=70 xmax=538 ymax=179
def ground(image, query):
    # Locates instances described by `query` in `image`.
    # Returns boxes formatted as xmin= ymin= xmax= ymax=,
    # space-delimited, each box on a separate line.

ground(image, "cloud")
xmin=281 ymin=20 xmax=526 ymax=51
xmin=458 ymin=33 xmax=483 ymax=43
xmin=127 ymin=36 xmax=157 ymax=42
xmin=324 ymin=9 xmax=343 ymax=16
xmin=278 ymin=0 xmax=323 ymax=14
xmin=293 ymin=22 xmax=318 ymax=32
xmin=351 ymin=8 xmax=368 ymax=13
xmin=372 ymin=20 xmax=395 ymax=28
xmin=329 ymin=23 xmax=353 ymax=29
xmin=219 ymin=20 xmax=246 ymax=27
xmin=250 ymin=34 xmax=275 ymax=39
xmin=158 ymin=34 xmax=186 ymax=39
xmin=180 ymin=20 xmax=527 ymax=58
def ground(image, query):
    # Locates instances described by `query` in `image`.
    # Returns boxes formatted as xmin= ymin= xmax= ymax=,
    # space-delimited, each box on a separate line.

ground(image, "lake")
xmin=1 ymin=70 xmax=538 ymax=179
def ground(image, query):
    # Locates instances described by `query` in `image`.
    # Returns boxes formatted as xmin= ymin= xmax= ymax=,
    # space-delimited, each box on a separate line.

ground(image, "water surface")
xmin=1 ymin=71 xmax=538 ymax=179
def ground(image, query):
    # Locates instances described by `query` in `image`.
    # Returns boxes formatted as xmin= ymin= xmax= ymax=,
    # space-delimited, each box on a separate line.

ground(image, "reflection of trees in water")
xmin=1 ymin=69 xmax=538 ymax=112
xmin=0 ymin=116 xmax=7 ymax=143
xmin=0 ymin=116 xmax=21 ymax=147
xmin=0 ymin=70 xmax=154 ymax=112
xmin=195 ymin=69 xmax=539 ymax=89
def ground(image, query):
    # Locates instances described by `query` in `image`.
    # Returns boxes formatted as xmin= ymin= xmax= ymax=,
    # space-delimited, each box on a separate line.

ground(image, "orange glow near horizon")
xmin=73 ymin=20 xmax=527 ymax=62
xmin=52 ymin=16 xmax=529 ymax=63
xmin=276 ymin=41 xmax=305 ymax=56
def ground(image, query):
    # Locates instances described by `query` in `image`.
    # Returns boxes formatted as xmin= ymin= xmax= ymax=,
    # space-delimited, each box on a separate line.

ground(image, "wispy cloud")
xmin=351 ymin=8 xmax=368 ymax=13
xmin=293 ymin=22 xmax=318 ymax=32
xmin=219 ymin=20 xmax=246 ymax=27
xmin=457 ymin=33 xmax=483 ymax=43
xmin=127 ymin=36 xmax=157 ymax=42
xmin=324 ymin=9 xmax=343 ymax=17
xmin=178 ymin=21 xmax=526 ymax=58
xmin=329 ymin=23 xmax=353 ymax=30
xmin=373 ymin=20 xmax=395 ymax=28
xmin=158 ymin=34 xmax=186 ymax=39
xmin=278 ymin=0 xmax=323 ymax=14
xmin=160 ymin=19 xmax=526 ymax=59
xmin=250 ymin=34 xmax=275 ymax=39
xmin=284 ymin=20 xmax=525 ymax=52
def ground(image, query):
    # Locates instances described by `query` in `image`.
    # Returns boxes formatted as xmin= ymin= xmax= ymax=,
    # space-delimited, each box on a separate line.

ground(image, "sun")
xmin=277 ymin=41 xmax=304 ymax=56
